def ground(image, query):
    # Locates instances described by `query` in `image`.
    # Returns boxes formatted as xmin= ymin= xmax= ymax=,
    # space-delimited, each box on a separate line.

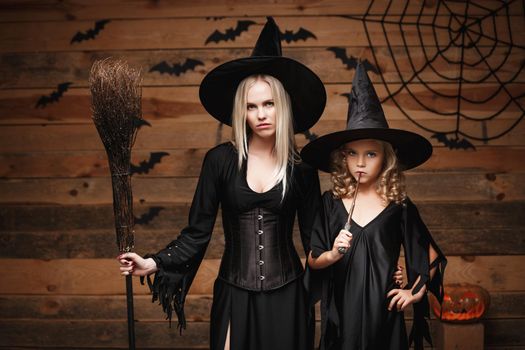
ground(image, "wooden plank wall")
xmin=0 ymin=0 xmax=524 ymax=349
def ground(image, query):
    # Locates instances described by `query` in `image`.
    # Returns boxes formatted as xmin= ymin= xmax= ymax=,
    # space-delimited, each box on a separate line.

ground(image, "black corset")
xmin=218 ymin=207 xmax=304 ymax=291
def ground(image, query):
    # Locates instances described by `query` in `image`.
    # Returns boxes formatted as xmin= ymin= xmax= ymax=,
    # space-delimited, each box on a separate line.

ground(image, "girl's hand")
xmin=392 ymin=265 xmax=404 ymax=287
xmin=117 ymin=252 xmax=158 ymax=276
xmin=329 ymin=229 xmax=353 ymax=260
xmin=386 ymin=284 xmax=426 ymax=311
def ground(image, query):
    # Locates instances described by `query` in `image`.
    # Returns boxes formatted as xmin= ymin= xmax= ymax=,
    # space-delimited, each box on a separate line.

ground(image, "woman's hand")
xmin=386 ymin=284 xmax=426 ymax=312
xmin=329 ymin=229 xmax=353 ymax=260
xmin=117 ymin=252 xmax=158 ymax=276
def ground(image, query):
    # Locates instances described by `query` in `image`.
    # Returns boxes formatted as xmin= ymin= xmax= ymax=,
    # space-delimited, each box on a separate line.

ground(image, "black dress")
xmin=310 ymin=192 xmax=446 ymax=350
xmin=142 ymin=142 xmax=321 ymax=350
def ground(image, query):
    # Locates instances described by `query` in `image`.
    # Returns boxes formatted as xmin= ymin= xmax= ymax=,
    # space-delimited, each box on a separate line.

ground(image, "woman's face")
xmin=343 ymin=139 xmax=384 ymax=185
xmin=245 ymin=79 xmax=276 ymax=139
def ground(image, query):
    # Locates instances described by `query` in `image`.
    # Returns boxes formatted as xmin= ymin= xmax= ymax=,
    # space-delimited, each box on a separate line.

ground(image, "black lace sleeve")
xmin=140 ymin=145 xmax=224 ymax=332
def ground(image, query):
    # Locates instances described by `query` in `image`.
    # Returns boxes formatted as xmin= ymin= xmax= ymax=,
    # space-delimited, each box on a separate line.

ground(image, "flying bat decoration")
xmin=205 ymin=20 xmax=256 ymax=44
xmin=431 ymin=133 xmax=476 ymax=150
xmin=70 ymin=19 xmax=110 ymax=44
xmin=130 ymin=152 xmax=170 ymax=175
xmin=206 ymin=16 xmax=225 ymax=21
xmin=327 ymin=47 xmax=380 ymax=74
xmin=302 ymin=129 xmax=318 ymax=142
xmin=149 ymin=59 xmax=204 ymax=76
xmin=134 ymin=206 xmax=165 ymax=225
xmin=35 ymin=82 xmax=72 ymax=108
xmin=279 ymin=28 xmax=317 ymax=43
xmin=133 ymin=117 xmax=151 ymax=129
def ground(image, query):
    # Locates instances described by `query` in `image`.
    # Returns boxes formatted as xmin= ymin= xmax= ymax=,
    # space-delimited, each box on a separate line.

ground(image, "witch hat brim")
xmin=300 ymin=127 xmax=432 ymax=173
xmin=199 ymin=17 xmax=326 ymax=133
xmin=300 ymin=62 xmax=432 ymax=172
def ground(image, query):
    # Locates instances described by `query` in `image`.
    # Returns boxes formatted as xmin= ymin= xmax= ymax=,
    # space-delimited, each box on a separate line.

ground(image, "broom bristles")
xmin=89 ymin=58 xmax=143 ymax=253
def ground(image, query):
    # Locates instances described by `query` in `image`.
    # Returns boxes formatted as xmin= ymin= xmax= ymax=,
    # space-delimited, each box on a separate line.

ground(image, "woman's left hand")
xmin=386 ymin=286 xmax=425 ymax=311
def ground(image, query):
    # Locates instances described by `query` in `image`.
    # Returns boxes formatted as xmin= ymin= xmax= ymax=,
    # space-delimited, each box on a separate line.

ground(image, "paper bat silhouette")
xmin=149 ymin=59 xmax=204 ymax=76
xmin=302 ymin=129 xmax=318 ymax=142
xmin=340 ymin=93 xmax=351 ymax=103
xmin=431 ymin=133 xmax=476 ymax=150
xmin=133 ymin=118 xmax=151 ymax=129
xmin=205 ymin=20 xmax=256 ymax=44
xmin=280 ymin=28 xmax=317 ymax=43
xmin=70 ymin=19 xmax=110 ymax=44
xmin=327 ymin=47 xmax=380 ymax=74
xmin=130 ymin=152 xmax=170 ymax=175
xmin=206 ymin=16 xmax=225 ymax=21
xmin=35 ymin=82 xmax=72 ymax=108
xmin=134 ymin=206 xmax=165 ymax=225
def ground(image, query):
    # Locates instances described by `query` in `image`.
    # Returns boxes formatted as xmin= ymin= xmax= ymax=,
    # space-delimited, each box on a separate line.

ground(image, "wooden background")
xmin=0 ymin=0 xmax=524 ymax=348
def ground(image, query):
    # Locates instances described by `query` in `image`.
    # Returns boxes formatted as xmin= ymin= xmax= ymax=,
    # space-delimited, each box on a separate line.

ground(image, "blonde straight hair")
xmin=231 ymin=74 xmax=298 ymax=198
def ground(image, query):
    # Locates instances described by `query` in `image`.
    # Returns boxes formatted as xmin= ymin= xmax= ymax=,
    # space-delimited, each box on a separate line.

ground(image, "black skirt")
xmin=210 ymin=277 xmax=314 ymax=350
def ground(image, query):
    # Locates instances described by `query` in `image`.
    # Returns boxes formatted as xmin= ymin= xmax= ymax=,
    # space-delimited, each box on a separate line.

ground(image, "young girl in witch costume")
xmin=301 ymin=63 xmax=447 ymax=350
xmin=117 ymin=18 xmax=326 ymax=350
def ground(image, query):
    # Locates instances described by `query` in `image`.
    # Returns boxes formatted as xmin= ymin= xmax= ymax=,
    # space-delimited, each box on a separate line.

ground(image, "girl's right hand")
xmin=330 ymin=229 xmax=353 ymax=260
xmin=117 ymin=252 xmax=158 ymax=276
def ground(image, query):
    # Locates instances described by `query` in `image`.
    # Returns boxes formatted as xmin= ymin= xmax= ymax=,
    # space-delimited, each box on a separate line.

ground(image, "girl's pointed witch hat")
xmin=199 ymin=16 xmax=326 ymax=133
xmin=301 ymin=62 xmax=432 ymax=172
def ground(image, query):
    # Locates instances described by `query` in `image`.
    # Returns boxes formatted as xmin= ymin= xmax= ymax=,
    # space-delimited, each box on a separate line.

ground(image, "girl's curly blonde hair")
xmin=330 ymin=140 xmax=406 ymax=204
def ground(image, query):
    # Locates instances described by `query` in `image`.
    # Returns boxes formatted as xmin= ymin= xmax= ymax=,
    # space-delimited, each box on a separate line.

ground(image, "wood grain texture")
xmin=1 ymin=202 xmax=523 ymax=231
xmin=0 ymin=1 xmax=523 ymax=348
xmin=1 ymin=147 xmax=525 ymax=178
xmin=1 ymin=292 xmax=523 ymax=321
xmin=1 ymin=16 xmax=523 ymax=53
xmin=0 ymin=118 xmax=523 ymax=154
xmin=1 ymin=0 xmax=522 ymax=21
xmin=0 ymin=318 xmax=523 ymax=348
xmin=0 ymin=172 xmax=522 ymax=204
xmin=2 ymin=226 xmax=524 ymax=259
xmin=1 ymin=84 xmax=523 ymax=125
xmin=1 ymin=256 xmax=524 ymax=295
xmin=1 ymin=47 xmax=523 ymax=89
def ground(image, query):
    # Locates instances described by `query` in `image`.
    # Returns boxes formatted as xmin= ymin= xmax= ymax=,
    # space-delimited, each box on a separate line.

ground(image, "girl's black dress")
xmin=311 ymin=191 xmax=446 ymax=350
xmin=143 ymin=142 xmax=321 ymax=350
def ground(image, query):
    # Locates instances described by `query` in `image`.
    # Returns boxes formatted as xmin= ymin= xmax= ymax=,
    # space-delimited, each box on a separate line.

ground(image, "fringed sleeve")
xmin=402 ymin=197 xmax=447 ymax=349
xmin=140 ymin=145 xmax=223 ymax=332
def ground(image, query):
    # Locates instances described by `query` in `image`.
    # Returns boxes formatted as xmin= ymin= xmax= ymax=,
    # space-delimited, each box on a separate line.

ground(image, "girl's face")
xmin=245 ymin=79 xmax=276 ymax=139
xmin=343 ymin=139 xmax=384 ymax=184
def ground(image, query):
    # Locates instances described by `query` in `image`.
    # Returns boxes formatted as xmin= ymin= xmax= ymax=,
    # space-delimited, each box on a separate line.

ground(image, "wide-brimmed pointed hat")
xmin=301 ymin=62 xmax=432 ymax=172
xmin=199 ymin=17 xmax=326 ymax=133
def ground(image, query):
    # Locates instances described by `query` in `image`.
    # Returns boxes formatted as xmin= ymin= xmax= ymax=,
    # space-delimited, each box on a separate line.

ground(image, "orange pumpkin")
xmin=429 ymin=283 xmax=490 ymax=323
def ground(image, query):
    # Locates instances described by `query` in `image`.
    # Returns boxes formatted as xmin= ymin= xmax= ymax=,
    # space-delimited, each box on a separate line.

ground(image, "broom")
xmin=89 ymin=58 xmax=142 ymax=350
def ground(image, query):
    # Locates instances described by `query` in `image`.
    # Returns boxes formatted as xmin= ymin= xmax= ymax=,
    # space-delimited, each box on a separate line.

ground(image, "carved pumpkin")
xmin=430 ymin=283 xmax=490 ymax=323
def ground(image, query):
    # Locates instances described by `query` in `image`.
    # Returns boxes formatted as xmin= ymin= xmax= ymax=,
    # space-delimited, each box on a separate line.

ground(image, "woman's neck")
xmin=248 ymin=135 xmax=275 ymax=158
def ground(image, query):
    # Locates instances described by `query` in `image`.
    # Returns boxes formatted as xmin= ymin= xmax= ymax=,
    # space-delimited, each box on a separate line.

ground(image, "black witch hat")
xmin=199 ymin=17 xmax=326 ymax=133
xmin=301 ymin=62 xmax=432 ymax=172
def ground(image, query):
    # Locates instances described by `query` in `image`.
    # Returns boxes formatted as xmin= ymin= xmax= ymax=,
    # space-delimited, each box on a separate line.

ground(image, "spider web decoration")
xmin=343 ymin=0 xmax=525 ymax=150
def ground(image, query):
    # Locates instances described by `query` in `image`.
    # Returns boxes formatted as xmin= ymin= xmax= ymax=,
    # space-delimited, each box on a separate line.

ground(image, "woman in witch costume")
xmin=301 ymin=63 xmax=447 ymax=350
xmin=117 ymin=17 xmax=325 ymax=350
